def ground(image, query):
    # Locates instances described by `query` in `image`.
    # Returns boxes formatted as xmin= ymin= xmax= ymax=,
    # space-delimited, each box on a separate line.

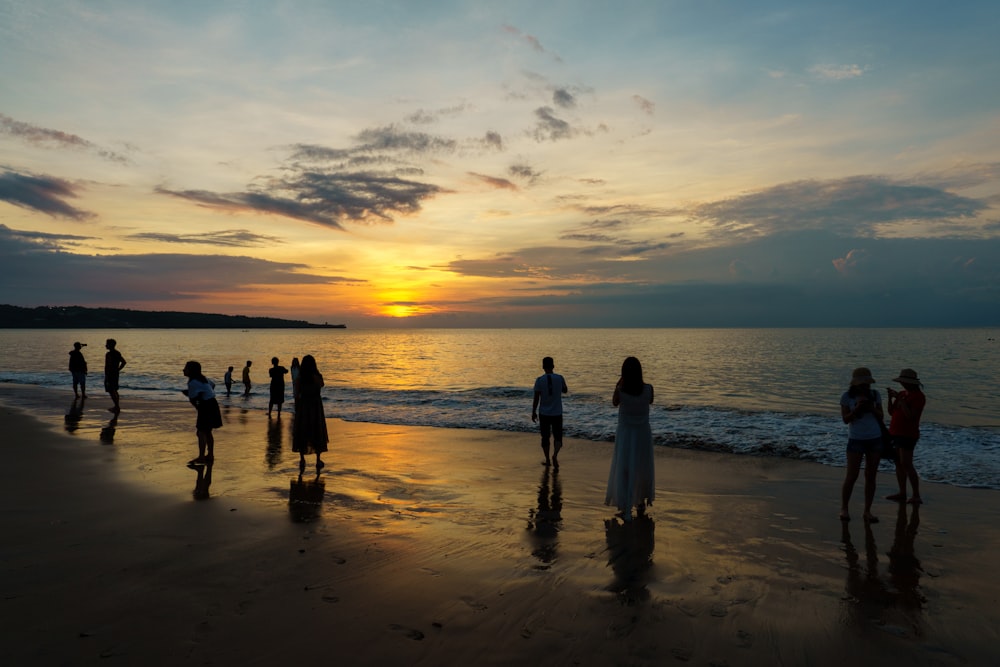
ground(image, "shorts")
xmin=72 ymin=371 xmax=87 ymax=386
xmin=104 ymin=375 xmax=119 ymax=392
xmin=539 ymin=414 xmax=563 ymax=444
xmin=891 ymin=435 xmax=919 ymax=452
xmin=847 ymin=437 xmax=882 ymax=455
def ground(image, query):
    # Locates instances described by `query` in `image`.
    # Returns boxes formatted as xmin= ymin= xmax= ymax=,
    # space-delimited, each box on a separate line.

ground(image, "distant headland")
xmin=0 ymin=305 xmax=346 ymax=329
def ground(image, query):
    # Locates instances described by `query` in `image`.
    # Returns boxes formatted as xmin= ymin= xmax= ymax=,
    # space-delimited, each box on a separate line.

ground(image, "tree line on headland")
xmin=0 ymin=305 xmax=345 ymax=329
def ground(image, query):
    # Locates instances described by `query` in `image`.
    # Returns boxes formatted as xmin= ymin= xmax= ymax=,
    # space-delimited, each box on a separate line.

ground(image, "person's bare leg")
xmin=841 ymin=451 xmax=862 ymax=520
xmin=862 ymin=451 xmax=879 ymax=523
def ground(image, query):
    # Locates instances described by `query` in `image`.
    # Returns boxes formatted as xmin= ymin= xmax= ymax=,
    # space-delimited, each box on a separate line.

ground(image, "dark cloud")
xmin=354 ymin=125 xmax=457 ymax=154
xmin=128 ymin=229 xmax=284 ymax=248
xmin=0 ymin=225 xmax=351 ymax=307
xmin=509 ymin=163 xmax=541 ymax=184
xmin=553 ymin=88 xmax=576 ymax=109
xmin=482 ymin=131 xmax=504 ymax=151
xmin=691 ymin=176 xmax=988 ymax=238
xmin=0 ymin=170 xmax=94 ymax=220
xmin=532 ymin=107 xmax=574 ymax=142
xmin=0 ymin=113 xmax=130 ymax=164
xmin=468 ymin=172 xmax=518 ymax=190
xmin=159 ymin=168 xmax=443 ymax=229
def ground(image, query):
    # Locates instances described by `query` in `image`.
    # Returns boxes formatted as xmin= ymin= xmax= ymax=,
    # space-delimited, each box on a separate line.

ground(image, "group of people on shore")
xmin=69 ymin=341 xmax=925 ymax=522
xmin=183 ymin=355 xmax=329 ymax=472
xmin=532 ymin=356 xmax=926 ymax=524
xmin=66 ymin=341 xmax=330 ymax=473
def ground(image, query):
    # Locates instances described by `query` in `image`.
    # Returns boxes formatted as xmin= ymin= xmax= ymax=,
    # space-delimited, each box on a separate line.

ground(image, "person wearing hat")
xmin=839 ymin=367 xmax=884 ymax=523
xmin=886 ymin=369 xmax=926 ymax=505
xmin=68 ymin=342 xmax=88 ymax=398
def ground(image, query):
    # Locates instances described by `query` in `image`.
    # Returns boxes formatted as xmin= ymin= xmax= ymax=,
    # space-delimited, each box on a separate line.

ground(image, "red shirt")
xmin=888 ymin=388 xmax=926 ymax=438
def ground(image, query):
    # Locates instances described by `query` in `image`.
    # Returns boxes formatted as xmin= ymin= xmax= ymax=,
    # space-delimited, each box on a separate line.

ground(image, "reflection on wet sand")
xmin=189 ymin=461 xmax=213 ymax=500
xmin=605 ymin=514 xmax=655 ymax=603
xmin=289 ymin=474 xmax=325 ymax=523
xmin=526 ymin=467 xmax=562 ymax=567
xmin=266 ymin=416 xmax=285 ymax=470
xmin=64 ymin=397 xmax=85 ymax=433
xmin=840 ymin=502 xmax=923 ymax=634
xmin=99 ymin=415 xmax=118 ymax=444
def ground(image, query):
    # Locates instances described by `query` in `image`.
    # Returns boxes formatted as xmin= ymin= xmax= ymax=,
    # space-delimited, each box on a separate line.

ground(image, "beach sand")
xmin=2 ymin=385 xmax=999 ymax=666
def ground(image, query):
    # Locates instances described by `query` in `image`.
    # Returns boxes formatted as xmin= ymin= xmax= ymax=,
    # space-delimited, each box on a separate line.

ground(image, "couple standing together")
xmin=532 ymin=356 xmax=655 ymax=522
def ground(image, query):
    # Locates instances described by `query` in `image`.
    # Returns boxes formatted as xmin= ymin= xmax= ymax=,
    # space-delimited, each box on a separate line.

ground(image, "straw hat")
xmin=850 ymin=367 xmax=876 ymax=386
xmin=893 ymin=368 xmax=922 ymax=386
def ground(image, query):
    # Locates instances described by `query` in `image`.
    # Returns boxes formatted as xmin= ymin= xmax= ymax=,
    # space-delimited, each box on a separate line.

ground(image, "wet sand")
xmin=2 ymin=384 xmax=999 ymax=665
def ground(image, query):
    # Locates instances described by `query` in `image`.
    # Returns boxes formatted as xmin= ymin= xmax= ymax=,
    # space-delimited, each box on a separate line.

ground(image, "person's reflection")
xmin=99 ymin=414 xmax=118 ymax=444
xmin=289 ymin=474 xmax=325 ymax=523
xmin=605 ymin=514 xmax=655 ymax=603
xmin=265 ymin=415 xmax=284 ymax=470
xmin=64 ymin=397 xmax=85 ymax=434
xmin=188 ymin=461 xmax=213 ymax=500
xmin=840 ymin=520 xmax=891 ymax=628
xmin=888 ymin=503 xmax=924 ymax=614
xmin=526 ymin=467 xmax=563 ymax=567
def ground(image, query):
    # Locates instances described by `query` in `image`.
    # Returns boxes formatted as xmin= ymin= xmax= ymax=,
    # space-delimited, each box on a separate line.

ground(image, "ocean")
xmin=1 ymin=328 xmax=998 ymax=489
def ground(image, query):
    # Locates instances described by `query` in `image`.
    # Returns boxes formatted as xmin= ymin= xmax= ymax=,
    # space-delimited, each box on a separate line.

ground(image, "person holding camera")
xmin=839 ymin=367 xmax=884 ymax=523
xmin=886 ymin=369 xmax=926 ymax=505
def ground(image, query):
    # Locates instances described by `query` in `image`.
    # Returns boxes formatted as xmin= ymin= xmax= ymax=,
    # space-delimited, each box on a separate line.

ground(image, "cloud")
xmin=689 ymin=176 xmax=988 ymax=238
xmin=831 ymin=248 xmax=868 ymax=274
xmin=404 ymin=104 xmax=468 ymax=125
xmin=0 ymin=113 xmax=130 ymax=163
xmin=128 ymin=229 xmax=284 ymax=247
xmin=0 ymin=225 xmax=350 ymax=307
xmin=632 ymin=95 xmax=655 ymax=115
xmin=509 ymin=163 xmax=541 ymax=184
xmin=482 ymin=131 xmax=504 ymax=151
xmin=809 ymin=63 xmax=868 ymax=80
xmin=532 ymin=107 xmax=574 ymax=142
xmin=553 ymin=88 xmax=576 ymax=109
xmin=502 ymin=24 xmax=560 ymax=60
xmin=0 ymin=170 xmax=94 ymax=220
xmin=354 ymin=125 xmax=457 ymax=154
xmin=468 ymin=172 xmax=518 ymax=190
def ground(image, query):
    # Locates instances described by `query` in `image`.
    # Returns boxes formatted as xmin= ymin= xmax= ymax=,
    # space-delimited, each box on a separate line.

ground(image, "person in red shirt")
xmin=886 ymin=369 xmax=926 ymax=505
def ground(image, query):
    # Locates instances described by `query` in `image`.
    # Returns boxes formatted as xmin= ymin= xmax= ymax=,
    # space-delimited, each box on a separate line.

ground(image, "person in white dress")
xmin=605 ymin=356 xmax=655 ymax=521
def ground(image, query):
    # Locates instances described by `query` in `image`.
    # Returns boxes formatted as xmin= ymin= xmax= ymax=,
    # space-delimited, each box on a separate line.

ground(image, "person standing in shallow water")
xmin=223 ymin=366 xmax=234 ymax=396
xmin=104 ymin=339 xmax=126 ymax=413
xmin=242 ymin=360 xmax=253 ymax=397
xmin=886 ymin=368 xmax=926 ymax=506
xmin=292 ymin=355 xmax=328 ymax=472
xmin=839 ymin=367 xmax=884 ymax=523
xmin=68 ymin=342 xmax=88 ymax=398
xmin=605 ymin=356 xmax=655 ymax=522
xmin=268 ymin=357 xmax=288 ymax=418
xmin=182 ymin=360 xmax=223 ymax=465
xmin=532 ymin=356 xmax=568 ymax=468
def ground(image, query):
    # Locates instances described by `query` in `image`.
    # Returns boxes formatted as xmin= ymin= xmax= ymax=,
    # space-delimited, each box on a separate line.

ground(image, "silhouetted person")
xmin=886 ymin=369 xmax=926 ymax=505
xmin=606 ymin=356 xmax=655 ymax=522
xmin=224 ymin=366 xmax=234 ymax=396
xmin=532 ymin=356 xmax=568 ymax=468
xmin=840 ymin=367 xmax=884 ymax=523
xmin=268 ymin=357 xmax=288 ymax=418
xmin=290 ymin=357 xmax=301 ymax=402
xmin=292 ymin=355 xmax=328 ymax=472
xmin=68 ymin=341 xmax=88 ymax=398
xmin=104 ymin=338 xmax=126 ymax=413
xmin=183 ymin=360 xmax=223 ymax=465
xmin=242 ymin=360 xmax=253 ymax=397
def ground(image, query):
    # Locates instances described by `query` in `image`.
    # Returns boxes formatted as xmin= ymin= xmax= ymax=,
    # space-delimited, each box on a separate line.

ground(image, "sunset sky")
xmin=2 ymin=1 xmax=999 ymax=327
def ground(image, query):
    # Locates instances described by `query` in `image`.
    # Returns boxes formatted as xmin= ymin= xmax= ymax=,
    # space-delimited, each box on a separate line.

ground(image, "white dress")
xmin=605 ymin=384 xmax=655 ymax=514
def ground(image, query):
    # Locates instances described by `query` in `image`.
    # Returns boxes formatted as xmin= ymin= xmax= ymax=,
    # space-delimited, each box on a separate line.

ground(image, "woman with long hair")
xmin=839 ymin=367 xmax=884 ymax=523
xmin=605 ymin=356 xmax=655 ymax=521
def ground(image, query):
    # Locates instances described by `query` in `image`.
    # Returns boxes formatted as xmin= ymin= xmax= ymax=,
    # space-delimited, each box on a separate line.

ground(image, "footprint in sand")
xmin=461 ymin=596 xmax=488 ymax=611
xmin=388 ymin=624 xmax=425 ymax=640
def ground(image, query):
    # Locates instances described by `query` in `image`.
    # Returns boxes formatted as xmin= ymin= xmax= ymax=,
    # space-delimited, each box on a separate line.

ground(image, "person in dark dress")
xmin=292 ymin=355 xmax=329 ymax=472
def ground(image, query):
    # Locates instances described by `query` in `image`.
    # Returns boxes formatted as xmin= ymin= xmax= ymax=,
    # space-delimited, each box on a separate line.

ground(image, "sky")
xmin=2 ymin=0 xmax=999 ymax=327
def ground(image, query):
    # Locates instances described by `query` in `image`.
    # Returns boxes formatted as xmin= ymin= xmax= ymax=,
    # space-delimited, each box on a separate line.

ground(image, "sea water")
xmin=1 ymin=328 xmax=997 ymax=488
